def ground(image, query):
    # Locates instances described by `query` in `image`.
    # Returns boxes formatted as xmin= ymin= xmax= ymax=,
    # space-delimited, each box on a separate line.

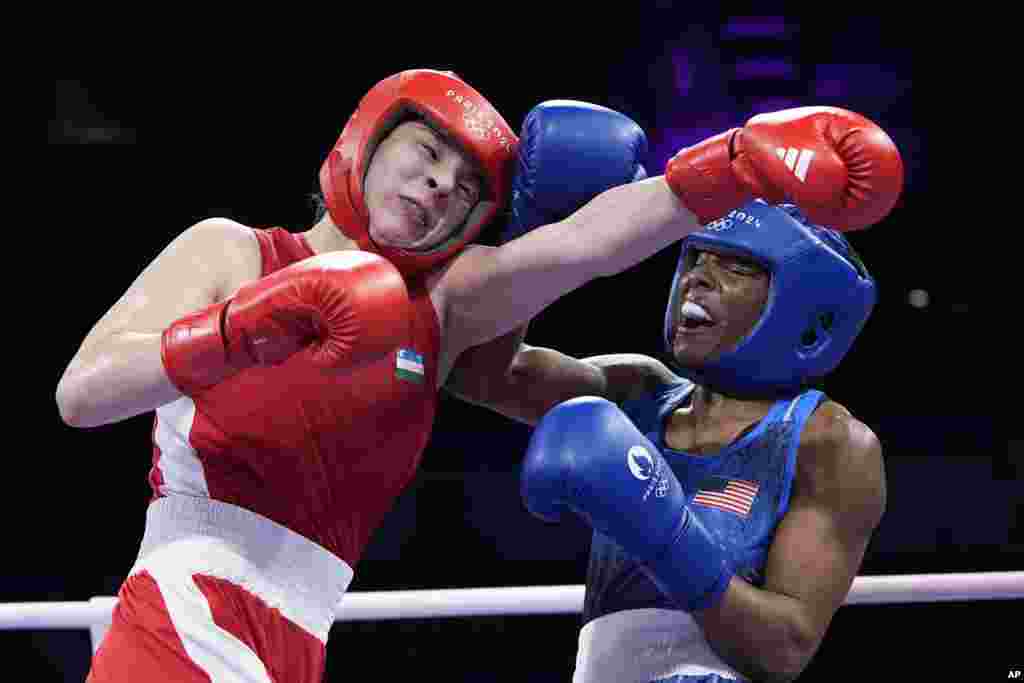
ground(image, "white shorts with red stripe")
xmin=87 ymin=496 xmax=354 ymax=683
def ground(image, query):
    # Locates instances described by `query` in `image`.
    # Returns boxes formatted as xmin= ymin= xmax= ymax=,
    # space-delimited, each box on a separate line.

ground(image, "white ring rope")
xmin=0 ymin=572 xmax=1021 ymax=631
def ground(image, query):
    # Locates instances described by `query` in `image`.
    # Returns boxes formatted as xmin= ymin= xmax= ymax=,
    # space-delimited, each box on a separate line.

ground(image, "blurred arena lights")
xmin=720 ymin=16 xmax=793 ymax=39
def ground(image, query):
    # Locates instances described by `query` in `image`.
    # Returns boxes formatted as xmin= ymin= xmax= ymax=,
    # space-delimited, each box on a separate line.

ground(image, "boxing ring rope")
xmin=1 ymin=571 xmax=1022 ymax=654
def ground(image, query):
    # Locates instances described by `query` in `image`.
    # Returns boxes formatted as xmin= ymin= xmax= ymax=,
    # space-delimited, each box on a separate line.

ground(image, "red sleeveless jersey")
xmin=147 ymin=227 xmax=441 ymax=566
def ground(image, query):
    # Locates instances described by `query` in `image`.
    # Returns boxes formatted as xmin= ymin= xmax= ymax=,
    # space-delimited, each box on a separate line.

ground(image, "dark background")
xmin=34 ymin=8 xmax=1015 ymax=682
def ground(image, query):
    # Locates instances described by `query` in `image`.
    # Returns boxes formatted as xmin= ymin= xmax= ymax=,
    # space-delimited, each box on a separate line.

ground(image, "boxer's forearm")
xmin=695 ymin=577 xmax=819 ymax=683
xmin=553 ymin=175 xmax=698 ymax=278
xmin=56 ymin=332 xmax=182 ymax=428
xmin=441 ymin=178 xmax=697 ymax=348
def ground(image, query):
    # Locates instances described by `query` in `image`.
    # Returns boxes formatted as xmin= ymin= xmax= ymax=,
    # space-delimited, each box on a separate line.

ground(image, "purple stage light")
xmin=721 ymin=16 xmax=792 ymax=39
xmin=650 ymin=114 xmax=740 ymax=168
xmin=673 ymin=52 xmax=694 ymax=95
xmin=814 ymin=64 xmax=909 ymax=98
xmin=734 ymin=59 xmax=797 ymax=80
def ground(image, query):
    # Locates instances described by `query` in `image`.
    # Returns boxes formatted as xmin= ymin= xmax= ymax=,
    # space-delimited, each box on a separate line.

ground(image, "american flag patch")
xmin=692 ymin=477 xmax=759 ymax=517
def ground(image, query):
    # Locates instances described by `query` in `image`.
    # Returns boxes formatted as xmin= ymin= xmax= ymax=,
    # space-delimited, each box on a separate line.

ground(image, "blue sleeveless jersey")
xmin=583 ymin=379 xmax=825 ymax=623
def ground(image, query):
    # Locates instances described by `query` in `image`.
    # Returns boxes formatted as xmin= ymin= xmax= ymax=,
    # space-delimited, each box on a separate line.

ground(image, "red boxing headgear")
xmin=318 ymin=69 xmax=518 ymax=278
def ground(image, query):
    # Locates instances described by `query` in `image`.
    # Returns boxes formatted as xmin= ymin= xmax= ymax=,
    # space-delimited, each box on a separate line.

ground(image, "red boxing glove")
xmin=161 ymin=251 xmax=411 ymax=396
xmin=666 ymin=107 xmax=904 ymax=232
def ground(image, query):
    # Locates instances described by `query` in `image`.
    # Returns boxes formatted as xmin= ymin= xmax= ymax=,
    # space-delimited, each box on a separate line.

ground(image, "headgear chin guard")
xmin=664 ymin=199 xmax=877 ymax=398
xmin=319 ymin=69 xmax=518 ymax=278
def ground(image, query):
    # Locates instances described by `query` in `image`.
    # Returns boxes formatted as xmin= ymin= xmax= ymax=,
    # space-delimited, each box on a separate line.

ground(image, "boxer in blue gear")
xmin=447 ymin=199 xmax=888 ymax=683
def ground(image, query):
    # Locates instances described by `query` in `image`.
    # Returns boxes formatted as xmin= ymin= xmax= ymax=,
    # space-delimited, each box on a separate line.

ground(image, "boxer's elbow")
xmin=761 ymin=617 xmax=819 ymax=682
xmin=769 ymin=650 xmax=811 ymax=682
xmin=704 ymin=609 xmax=819 ymax=683
xmin=56 ymin=362 xmax=116 ymax=428
xmin=733 ymin=649 xmax=807 ymax=683
xmin=55 ymin=371 xmax=89 ymax=428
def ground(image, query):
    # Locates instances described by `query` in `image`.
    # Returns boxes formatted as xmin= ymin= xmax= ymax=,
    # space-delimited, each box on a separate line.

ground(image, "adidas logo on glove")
xmin=775 ymin=147 xmax=815 ymax=182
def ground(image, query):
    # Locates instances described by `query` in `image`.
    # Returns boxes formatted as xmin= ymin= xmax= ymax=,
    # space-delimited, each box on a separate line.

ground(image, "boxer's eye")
xmin=420 ymin=143 xmax=439 ymax=161
xmin=726 ymin=257 xmax=764 ymax=276
xmin=457 ymin=180 xmax=480 ymax=203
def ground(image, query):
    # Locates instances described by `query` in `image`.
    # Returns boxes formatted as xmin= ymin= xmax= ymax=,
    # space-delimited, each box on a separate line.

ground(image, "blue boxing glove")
xmin=501 ymin=100 xmax=648 ymax=243
xmin=521 ymin=397 xmax=734 ymax=611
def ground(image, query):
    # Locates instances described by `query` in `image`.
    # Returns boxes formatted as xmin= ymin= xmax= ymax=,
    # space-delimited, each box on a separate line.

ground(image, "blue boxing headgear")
xmin=663 ymin=199 xmax=876 ymax=397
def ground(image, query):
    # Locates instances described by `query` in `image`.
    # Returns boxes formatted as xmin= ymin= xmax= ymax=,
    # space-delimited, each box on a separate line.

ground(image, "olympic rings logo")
xmin=446 ymin=90 xmax=514 ymax=152
xmin=705 ymin=209 xmax=762 ymax=232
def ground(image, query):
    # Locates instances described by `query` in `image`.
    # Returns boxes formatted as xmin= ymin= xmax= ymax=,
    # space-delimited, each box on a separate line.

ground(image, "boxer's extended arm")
xmin=439 ymin=106 xmax=901 ymax=354
xmin=440 ymin=176 xmax=696 ymax=351
xmin=444 ymin=334 xmax=676 ymax=425
xmin=55 ymin=219 xmax=260 ymax=427
xmin=694 ymin=403 xmax=886 ymax=682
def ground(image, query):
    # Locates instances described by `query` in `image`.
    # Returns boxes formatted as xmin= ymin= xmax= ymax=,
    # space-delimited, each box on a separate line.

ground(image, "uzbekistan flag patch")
xmin=395 ymin=348 xmax=425 ymax=384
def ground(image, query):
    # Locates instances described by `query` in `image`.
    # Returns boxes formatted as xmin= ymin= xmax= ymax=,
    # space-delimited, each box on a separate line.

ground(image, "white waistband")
xmin=130 ymin=496 xmax=354 ymax=643
xmin=573 ymin=609 xmax=744 ymax=682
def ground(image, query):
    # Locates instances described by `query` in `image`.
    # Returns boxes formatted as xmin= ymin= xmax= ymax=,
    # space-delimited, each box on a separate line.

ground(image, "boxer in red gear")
xmin=57 ymin=67 xmax=902 ymax=683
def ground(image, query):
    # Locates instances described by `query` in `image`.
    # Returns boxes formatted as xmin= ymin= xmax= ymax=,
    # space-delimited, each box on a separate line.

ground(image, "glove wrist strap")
xmin=161 ymin=301 xmax=245 ymax=396
xmin=647 ymin=507 xmax=735 ymax=611
xmin=665 ymin=128 xmax=752 ymax=225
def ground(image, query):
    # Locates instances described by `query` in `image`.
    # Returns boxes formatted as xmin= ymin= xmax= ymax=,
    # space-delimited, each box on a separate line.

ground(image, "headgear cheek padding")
xmin=664 ymin=199 xmax=876 ymax=397
xmin=319 ymin=69 xmax=519 ymax=278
